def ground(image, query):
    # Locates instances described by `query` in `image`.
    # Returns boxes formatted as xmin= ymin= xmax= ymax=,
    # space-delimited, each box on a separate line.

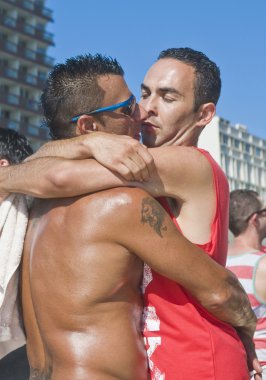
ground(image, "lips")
xmin=141 ymin=122 xmax=158 ymax=133
xmin=134 ymin=132 xmax=141 ymax=141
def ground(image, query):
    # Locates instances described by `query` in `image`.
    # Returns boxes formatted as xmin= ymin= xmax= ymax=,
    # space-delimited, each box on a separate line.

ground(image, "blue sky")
xmin=46 ymin=0 xmax=266 ymax=140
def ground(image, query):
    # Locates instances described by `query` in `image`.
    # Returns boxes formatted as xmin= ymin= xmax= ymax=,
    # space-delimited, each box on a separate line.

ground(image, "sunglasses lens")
xmin=121 ymin=105 xmax=133 ymax=116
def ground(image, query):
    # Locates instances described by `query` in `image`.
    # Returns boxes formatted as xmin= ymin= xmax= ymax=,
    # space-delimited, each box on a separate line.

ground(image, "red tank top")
xmin=142 ymin=148 xmax=249 ymax=380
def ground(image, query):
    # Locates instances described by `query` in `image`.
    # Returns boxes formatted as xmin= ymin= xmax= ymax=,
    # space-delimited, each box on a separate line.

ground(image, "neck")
xmin=164 ymin=128 xmax=200 ymax=147
xmin=228 ymin=230 xmax=262 ymax=256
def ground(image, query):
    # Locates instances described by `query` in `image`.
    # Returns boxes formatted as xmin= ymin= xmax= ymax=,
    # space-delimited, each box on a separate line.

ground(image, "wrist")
xmin=78 ymin=132 xmax=107 ymax=159
xmin=76 ymin=132 xmax=101 ymax=159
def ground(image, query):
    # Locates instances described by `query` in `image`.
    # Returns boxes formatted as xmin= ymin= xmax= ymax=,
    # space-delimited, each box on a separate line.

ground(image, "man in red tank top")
xmin=0 ymin=49 xmax=261 ymax=378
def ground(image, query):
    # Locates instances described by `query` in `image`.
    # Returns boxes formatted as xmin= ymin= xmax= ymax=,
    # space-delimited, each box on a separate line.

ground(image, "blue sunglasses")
xmin=70 ymin=94 xmax=136 ymax=123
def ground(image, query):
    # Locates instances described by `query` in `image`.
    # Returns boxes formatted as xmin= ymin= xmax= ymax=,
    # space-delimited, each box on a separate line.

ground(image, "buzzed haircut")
xmin=0 ymin=127 xmax=33 ymax=164
xmin=158 ymin=47 xmax=221 ymax=110
xmin=41 ymin=53 xmax=124 ymax=140
xmin=229 ymin=189 xmax=262 ymax=236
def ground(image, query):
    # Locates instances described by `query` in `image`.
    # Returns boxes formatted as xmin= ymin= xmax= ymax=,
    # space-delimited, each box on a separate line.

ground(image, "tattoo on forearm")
xmin=30 ymin=367 xmax=51 ymax=380
xmin=141 ymin=197 xmax=167 ymax=237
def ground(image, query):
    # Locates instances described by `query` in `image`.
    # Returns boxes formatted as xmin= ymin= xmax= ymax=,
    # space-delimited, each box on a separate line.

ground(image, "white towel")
xmin=0 ymin=194 xmax=28 ymax=346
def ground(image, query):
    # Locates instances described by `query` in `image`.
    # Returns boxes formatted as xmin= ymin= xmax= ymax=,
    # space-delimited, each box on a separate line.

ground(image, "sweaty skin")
xmin=1 ymin=64 xmax=260 ymax=375
xmin=21 ymin=187 xmax=247 ymax=380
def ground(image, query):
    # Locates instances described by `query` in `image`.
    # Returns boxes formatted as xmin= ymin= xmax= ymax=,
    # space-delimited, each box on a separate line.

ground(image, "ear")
xmin=0 ymin=159 xmax=9 ymax=167
xmin=248 ymin=213 xmax=260 ymax=229
xmin=75 ymin=115 xmax=99 ymax=135
xmin=197 ymin=103 xmax=216 ymax=127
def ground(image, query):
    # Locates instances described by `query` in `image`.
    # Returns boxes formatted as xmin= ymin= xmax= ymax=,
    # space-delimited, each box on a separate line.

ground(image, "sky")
xmin=45 ymin=0 xmax=266 ymax=140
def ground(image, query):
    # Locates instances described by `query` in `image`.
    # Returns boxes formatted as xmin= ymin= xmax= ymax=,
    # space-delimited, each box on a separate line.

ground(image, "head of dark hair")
xmin=0 ymin=127 xmax=33 ymax=164
xmin=229 ymin=189 xmax=262 ymax=236
xmin=41 ymin=53 xmax=124 ymax=140
xmin=158 ymin=47 xmax=221 ymax=110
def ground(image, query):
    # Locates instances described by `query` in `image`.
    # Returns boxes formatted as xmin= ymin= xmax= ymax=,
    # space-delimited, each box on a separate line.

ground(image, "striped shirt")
xmin=226 ymin=251 xmax=266 ymax=366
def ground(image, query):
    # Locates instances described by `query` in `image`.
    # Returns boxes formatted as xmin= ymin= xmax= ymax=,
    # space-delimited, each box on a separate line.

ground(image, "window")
xmin=255 ymin=147 xmax=261 ymax=157
xmin=234 ymin=139 xmax=240 ymax=149
xmin=245 ymin=144 xmax=250 ymax=153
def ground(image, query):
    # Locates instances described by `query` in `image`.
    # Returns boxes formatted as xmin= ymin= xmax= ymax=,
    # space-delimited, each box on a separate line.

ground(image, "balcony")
xmin=0 ymin=65 xmax=46 ymax=89
xmin=1 ymin=0 xmax=53 ymax=22
xmin=0 ymin=90 xmax=42 ymax=114
xmin=0 ymin=116 xmax=49 ymax=140
xmin=0 ymin=39 xmax=54 ymax=67
xmin=0 ymin=13 xmax=54 ymax=45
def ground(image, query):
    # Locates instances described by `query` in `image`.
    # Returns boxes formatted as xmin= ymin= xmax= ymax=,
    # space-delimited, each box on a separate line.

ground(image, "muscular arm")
xmin=0 ymin=136 xmax=208 ymax=201
xmin=101 ymin=187 xmax=259 ymax=373
xmin=103 ymin=188 xmax=256 ymax=330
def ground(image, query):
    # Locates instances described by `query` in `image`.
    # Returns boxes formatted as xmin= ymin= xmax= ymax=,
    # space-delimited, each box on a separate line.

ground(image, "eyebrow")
xmin=141 ymin=83 xmax=183 ymax=97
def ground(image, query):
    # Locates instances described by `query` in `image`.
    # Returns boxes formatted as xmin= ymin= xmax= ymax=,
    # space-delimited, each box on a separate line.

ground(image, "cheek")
xmin=117 ymin=123 xmax=135 ymax=137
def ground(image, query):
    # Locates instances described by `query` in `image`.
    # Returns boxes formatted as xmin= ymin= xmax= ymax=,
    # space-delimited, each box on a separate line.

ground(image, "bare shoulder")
xmin=148 ymin=145 xmax=213 ymax=185
xmin=67 ymin=187 xmax=153 ymax=224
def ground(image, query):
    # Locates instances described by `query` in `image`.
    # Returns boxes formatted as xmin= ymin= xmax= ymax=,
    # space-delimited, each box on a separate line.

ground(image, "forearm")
xmin=26 ymin=135 xmax=92 ymax=161
xmin=201 ymin=269 xmax=256 ymax=334
xmin=1 ymin=157 xmax=130 ymax=198
xmin=1 ymin=157 xmax=67 ymax=198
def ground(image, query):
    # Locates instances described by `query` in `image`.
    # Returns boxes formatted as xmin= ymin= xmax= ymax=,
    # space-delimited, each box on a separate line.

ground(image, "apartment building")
xmin=0 ymin=0 xmax=54 ymax=150
xmin=199 ymin=116 xmax=266 ymax=202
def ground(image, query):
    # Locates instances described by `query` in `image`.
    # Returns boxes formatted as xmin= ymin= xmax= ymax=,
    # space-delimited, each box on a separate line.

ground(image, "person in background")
xmin=0 ymin=127 xmax=32 ymax=379
xmin=227 ymin=189 xmax=266 ymax=379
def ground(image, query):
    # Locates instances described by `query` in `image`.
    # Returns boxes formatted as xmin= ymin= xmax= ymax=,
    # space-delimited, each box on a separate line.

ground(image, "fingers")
xmin=253 ymin=358 xmax=262 ymax=373
xmin=89 ymin=133 xmax=155 ymax=181
xmin=114 ymin=158 xmax=147 ymax=182
xmin=135 ymin=145 xmax=156 ymax=179
xmin=106 ymin=142 xmax=154 ymax=182
xmin=252 ymin=359 xmax=263 ymax=379
xmin=119 ymin=150 xmax=155 ymax=182
xmin=119 ymin=142 xmax=155 ymax=182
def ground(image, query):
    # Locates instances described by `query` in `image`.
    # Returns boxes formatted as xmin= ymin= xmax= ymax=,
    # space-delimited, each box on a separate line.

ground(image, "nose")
xmin=139 ymin=95 xmax=157 ymax=115
xmin=132 ymin=103 xmax=148 ymax=122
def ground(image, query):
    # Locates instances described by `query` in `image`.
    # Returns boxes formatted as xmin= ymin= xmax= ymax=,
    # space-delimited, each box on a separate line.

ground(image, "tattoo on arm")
xmin=141 ymin=197 xmax=167 ymax=237
xmin=30 ymin=367 xmax=52 ymax=380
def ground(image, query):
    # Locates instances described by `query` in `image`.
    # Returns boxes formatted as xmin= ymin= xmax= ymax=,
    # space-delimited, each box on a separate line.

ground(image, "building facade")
xmin=0 ymin=0 xmax=54 ymax=150
xmin=199 ymin=116 xmax=266 ymax=202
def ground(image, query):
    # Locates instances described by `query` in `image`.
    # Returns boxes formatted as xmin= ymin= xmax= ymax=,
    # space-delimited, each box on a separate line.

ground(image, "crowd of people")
xmin=0 ymin=47 xmax=265 ymax=380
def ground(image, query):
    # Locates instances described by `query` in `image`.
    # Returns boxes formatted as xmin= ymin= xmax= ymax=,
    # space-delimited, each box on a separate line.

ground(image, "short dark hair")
xmin=0 ymin=127 xmax=33 ymax=164
xmin=41 ymin=53 xmax=124 ymax=140
xmin=229 ymin=189 xmax=262 ymax=236
xmin=158 ymin=47 xmax=221 ymax=110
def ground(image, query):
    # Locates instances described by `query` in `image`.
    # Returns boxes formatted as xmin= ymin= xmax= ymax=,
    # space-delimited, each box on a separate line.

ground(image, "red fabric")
xmin=143 ymin=148 xmax=249 ymax=380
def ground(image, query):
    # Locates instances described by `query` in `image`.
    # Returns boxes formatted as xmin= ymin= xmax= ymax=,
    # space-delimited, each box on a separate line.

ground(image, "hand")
xmin=86 ymin=133 xmax=155 ymax=182
xmin=236 ymin=327 xmax=262 ymax=379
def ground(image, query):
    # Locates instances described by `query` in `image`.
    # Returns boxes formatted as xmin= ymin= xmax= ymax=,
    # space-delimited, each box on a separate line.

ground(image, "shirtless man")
xmin=0 ymin=51 xmax=261 ymax=378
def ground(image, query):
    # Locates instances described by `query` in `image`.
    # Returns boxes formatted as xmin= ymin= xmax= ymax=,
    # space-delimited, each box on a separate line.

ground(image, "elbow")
xmin=45 ymin=163 xmax=70 ymax=194
xmin=41 ymin=161 xmax=73 ymax=198
xmin=205 ymin=271 xmax=257 ymax=328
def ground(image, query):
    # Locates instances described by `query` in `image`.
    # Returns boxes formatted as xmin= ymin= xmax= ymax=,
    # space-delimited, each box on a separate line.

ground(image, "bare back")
xmin=22 ymin=191 xmax=147 ymax=380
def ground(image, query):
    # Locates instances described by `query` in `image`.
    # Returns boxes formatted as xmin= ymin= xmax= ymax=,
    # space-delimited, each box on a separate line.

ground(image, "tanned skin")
xmin=21 ymin=187 xmax=245 ymax=380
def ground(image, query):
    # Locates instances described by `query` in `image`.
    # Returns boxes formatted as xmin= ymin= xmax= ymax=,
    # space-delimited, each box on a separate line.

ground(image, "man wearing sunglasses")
xmin=0 ymin=51 xmax=262 ymax=379
xmin=227 ymin=189 xmax=266 ymax=379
